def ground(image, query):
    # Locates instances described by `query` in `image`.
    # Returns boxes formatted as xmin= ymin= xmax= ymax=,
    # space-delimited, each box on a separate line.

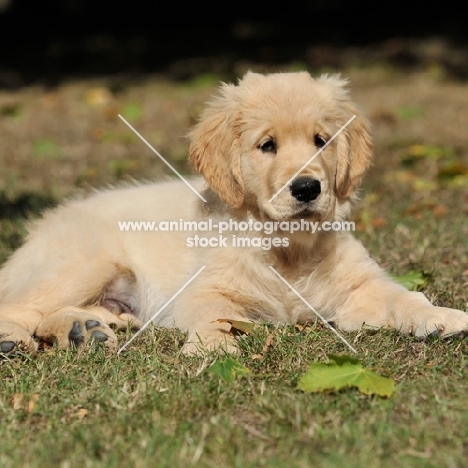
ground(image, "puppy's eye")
xmin=259 ymin=139 xmax=276 ymax=154
xmin=314 ymin=135 xmax=327 ymax=149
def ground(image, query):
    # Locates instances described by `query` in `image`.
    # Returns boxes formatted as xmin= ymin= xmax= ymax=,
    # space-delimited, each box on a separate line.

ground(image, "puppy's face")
xmin=237 ymin=83 xmax=339 ymax=221
xmin=189 ymin=72 xmax=372 ymax=223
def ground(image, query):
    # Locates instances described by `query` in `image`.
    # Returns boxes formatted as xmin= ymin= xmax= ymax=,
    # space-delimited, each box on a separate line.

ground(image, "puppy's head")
xmin=189 ymin=71 xmax=372 ymax=221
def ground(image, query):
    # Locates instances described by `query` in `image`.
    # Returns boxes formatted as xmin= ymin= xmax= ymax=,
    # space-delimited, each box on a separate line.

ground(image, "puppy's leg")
xmin=336 ymin=279 xmax=468 ymax=338
xmin=307 ymin=234 xmax=468 ymax=338
xmin=0 ymin=261 xmax=139 ymax=354
xmin=35 ymin=305 xmax=141 ymax=350
xmin=0 ymin=201 xmax=134 ymax=354
xmin=174 ymin=292 xmax=247 ymax=355
xmin=0 ymin=268 xmax=142 ymax=354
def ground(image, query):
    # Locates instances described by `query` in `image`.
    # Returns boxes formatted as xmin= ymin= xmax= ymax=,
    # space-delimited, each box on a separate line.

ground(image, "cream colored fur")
xmin=0 ymin=71 xmax=467 ymax=355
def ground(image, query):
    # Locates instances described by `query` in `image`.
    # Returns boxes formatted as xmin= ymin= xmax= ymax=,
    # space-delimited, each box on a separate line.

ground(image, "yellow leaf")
xmin=12 ymin=393 xmax=39 ymax=411
xmin=215 ymin=319 xmax=254 ymax=335
xmin=75 ymin=408 xmax=88 ymax=419
xmin=251 ymin=334 xmax=274 ymax=360
xmin=12 ymin=393 xmax=24 ymax=410
xmin=28 ymin=394 xmax=39 ymax=413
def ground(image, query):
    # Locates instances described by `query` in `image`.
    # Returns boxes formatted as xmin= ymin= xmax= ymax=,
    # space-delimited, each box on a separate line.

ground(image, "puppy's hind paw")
xmin=0 ymin=322 xmax=38 ymax=355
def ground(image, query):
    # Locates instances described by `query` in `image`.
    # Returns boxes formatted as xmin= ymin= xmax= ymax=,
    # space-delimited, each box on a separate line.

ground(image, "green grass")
xmin=2 ymin=325 xmax=468 ymax=468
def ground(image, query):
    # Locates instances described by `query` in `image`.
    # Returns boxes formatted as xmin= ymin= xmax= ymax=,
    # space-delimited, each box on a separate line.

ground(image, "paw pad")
xmin=68 ymin=321 xmax=85 ymax=346
xmin=90 ymin=331 xmax=108 ymax=342
xmin=0 ymin=341 xmax=16 ymax=353
xmin=85 ymin=320 xmax=100 ymax=330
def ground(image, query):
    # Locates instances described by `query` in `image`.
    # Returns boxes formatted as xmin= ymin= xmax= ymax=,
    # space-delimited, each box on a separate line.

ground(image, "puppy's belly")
xmin=87 ymin=180 xmax=207 ymax=327
xmin=122 ymin=230 xmax=202 ymax=327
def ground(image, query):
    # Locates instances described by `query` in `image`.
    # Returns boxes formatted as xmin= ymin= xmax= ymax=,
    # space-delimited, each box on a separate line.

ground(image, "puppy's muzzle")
xmin=289 ymin=177 xmax=321 ymax=203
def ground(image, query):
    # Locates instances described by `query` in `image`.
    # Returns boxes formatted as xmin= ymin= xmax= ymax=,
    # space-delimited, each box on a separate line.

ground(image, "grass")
xmin=2 ymin=326 xmax=468 ymax=467
xmin=1 ymin=64 xmax=468 ymax=467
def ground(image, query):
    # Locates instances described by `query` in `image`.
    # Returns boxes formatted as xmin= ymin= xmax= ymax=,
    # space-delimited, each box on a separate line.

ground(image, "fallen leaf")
xmin=392 ymin=271 xmax=427 ymax=291
xmin=75 ymin=408 xmax=88 ymax=419
xmin=261 ymin=334 xmax=274 ymax=350
xmin=252 ymin=334 xmax=274 ymax=360
xmin=12 ymin=393 xmax=24 ymax=410
xmin=297 ymin=355 xmax=395 ymax=397
xmin=12 ymin=393 xmax=39 ymax=412
xmin=215 ymin=319 xmax=254 ymax=335
xmin=28 ymin=394 xmax=39 ymax=413
xmin=207 ymin=357 xmax=251 ymax=382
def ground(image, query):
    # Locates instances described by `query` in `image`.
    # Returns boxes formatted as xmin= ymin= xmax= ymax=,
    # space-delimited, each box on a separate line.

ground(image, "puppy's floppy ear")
xmin=335 ymin=106 xmax=373 ymax=198
xmin=188 ymin=83 xmax=244 ymax=208
xmin=318 ymin=75 xmax=373 ymax=198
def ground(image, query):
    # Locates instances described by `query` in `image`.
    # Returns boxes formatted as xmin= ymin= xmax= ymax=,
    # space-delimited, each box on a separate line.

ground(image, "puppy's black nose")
xmin=289 ymin=177 xmax=321 ymax=202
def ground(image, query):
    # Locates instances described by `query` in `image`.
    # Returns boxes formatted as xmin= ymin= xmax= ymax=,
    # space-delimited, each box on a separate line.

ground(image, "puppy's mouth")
xmin=268 ymin=200 xmax=323 ymax=221
xmin=258 ymin=197 xmax=324 ymax=222
xmin=291 ymin=207 xmax=319 ymax=219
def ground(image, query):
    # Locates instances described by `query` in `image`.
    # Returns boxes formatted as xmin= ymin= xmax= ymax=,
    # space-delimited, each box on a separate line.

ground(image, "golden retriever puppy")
xmin=0 ymin=71 xmax=467 ymax=355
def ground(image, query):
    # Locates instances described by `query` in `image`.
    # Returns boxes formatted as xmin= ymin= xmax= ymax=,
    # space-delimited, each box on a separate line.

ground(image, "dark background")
xmin=1 ymin=0 xmax=468 ymax=87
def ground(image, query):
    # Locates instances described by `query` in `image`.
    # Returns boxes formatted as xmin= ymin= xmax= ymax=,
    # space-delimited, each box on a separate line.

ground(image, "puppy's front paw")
xmin=181 ymin=331 xmax=239 ymax=356
xmin=0 ymin=322 xmax=38 ymax=354
xmin=411 ymin=307 xmax=468 ymax=338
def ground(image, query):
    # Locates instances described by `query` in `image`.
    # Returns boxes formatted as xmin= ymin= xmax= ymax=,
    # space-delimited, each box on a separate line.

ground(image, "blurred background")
xmin=1 ymin=0 xmax=468 ymax=281
xmin=1 ymin=0 xmax=468 ymax=86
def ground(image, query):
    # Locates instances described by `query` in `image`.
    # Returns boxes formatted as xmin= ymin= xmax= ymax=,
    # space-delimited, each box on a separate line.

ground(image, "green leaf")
xmin=207 ymin=358 xmax=251 ymax=382
xmin=297 ymin=354 xmax=395 ymax=397
xmin=392 ymin=271 xmax=427 ymax=291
